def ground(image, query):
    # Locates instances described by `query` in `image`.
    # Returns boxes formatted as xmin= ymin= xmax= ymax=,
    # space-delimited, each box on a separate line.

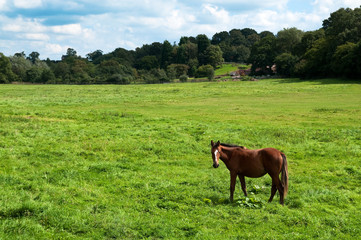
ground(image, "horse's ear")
xmin=211 ymin=140 xmax=214 ymax=146
xmin=217 ymin=140 xmax=220 ymax=145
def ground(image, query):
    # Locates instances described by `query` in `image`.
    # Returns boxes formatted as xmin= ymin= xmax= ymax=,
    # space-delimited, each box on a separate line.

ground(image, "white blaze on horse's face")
xmin=213 ymin=149 xmax=219 ymax=168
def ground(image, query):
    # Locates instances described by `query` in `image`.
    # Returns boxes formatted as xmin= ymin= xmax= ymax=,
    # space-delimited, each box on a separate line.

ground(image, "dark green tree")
xmin=276 ymin=28 xmax=304 ymax=54
xmin=259 ymin=31 xmax=275 ymax=39
xmin=9 ymin=54 xmax=32 ymax=81
xmin=27 ymin=51 xmax=40 ymax=64
xmin=229 ymin=29 xmax=246 ymax=46
xmin=195 ymin=65 xmax=214 ymax=80
xmin=136 ymin=56 xmax=159 ymax=70
xmin=274 ymin=53 xmax=299 ymax=77
xmin=167 ymin=64 xmax=189 ymax=79
xmin=248 ymin=35 xmax=278 ymax=75
xmin=26 ymin=67 xmax=42 ymax=82
xmin=205 ymin=45 xmax=224 ymax=68
xmin=197 ymin=34 xmax=211 ymax=65
xmin=161 ymin=40 xmax=173 ymax=69
xmin=0 ymin=53 xmax=16 ymax=83
xmin=211 ymin=31 xmax=230 ymax=45
xmin=86 ymin=50 xmax=103 ymax=64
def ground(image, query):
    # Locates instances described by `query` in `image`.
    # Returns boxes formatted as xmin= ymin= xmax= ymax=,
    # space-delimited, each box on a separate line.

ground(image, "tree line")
xmin=0 ymin=6 xmax=360 ymax=84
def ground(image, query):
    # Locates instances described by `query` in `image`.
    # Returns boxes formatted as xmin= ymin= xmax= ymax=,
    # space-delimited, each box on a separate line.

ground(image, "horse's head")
xmin=210 ymin=140 xmax=221 ymax=168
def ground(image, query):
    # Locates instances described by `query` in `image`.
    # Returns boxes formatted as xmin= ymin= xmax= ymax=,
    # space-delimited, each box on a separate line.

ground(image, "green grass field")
xmin=0 ymin=79 xmax=360 ymax=239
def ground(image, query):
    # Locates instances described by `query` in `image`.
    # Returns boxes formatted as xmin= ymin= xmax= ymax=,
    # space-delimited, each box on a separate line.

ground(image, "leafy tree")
xmin=274 ymin=53 xmax=298 ymax=77
xmin=179 ymin=36 xmax=189 ymax=45
xmin=196 ymin=65 xmax=214 ymax=80
xmin=136 ymin=56 xmax=159 ymax=70
xmin=27 ymin=51 xmax=40 ymax=64
xmin=331 ymin=42 xmax=357 ymax=77
xmin=179 ymin=74 xmax=188 ymax=82
xmin=246 ymin=34 xmax=261 ymax=47
xmin=174 ymin=45 xmax=187 ymax=64
xmin=70 ymin=59 xmax=94 ymax=83
xmin=351 ymin=40 xmax=361 ymax=77
xmin=161 ymin=40 xmax=173 ymax=69
xmin=14 ymin=51 xmax=26 ymax=58
xmin=295 ymin=38 xmax=330 ymax=77
xmin=294 ymin=29 xmax=325 ymax=56
xmin=323 ymin=7 xmax=361 ymax=45
xmin=98 ymin=60 xmax=122 ymax=75
xmin=187 ymin=58 xmax=199 ymax=77
xmin=86 ymin=50 xmax=103 ymax=64
xmin=135 ymin=43 xmax=162 ymax=64
xmin=211 ymin=31 xmax=230 ymax=45
xmin=26 ymin=67 xmax=42 ymax=82
xmin=241 ymin=28 xmax=258 ymax=38
xmin=234 ymin=45 xmax=250 ymax=63
xmin=9 ymin=54 xmax=32 ymax=81
xmin=219 ymin=42 xmax=234 ymax=62
xmin=0 ymin=53 xmax=16 ymax=83
xmin=138 ymin=69 xmax=167 ymax=84
xmin=276 ymin=28 xmax=304 ymax=54
xmin=52 ymin=62 xmax=70 ymax=81
xmin=205 ymin=45 xmax=224 ymax=68
xmin=196 ymin=34 xmax=211 ymax=53
xmin=62 ymin=48 xmax=79 ymax=64
xmin=111 ymin=48 xmax=135 ymax=66
xmin=167 ymin=64 xmax=189 ymax=79
xmin=41 ymin=69 xmax=56 ymax=83
xmin=197 ymin=34 xmax=211 ymax=65
xmin=152 ymin=68 xmax=168 ymax=83
xmin=66 ymin=48 xmax=77 ymax=57
xmin=259 ymin=31 xmax=275 ymax=39
xmin=229 ymin=29 xmax=246 ymax=46
xmin=106 ymin=74 xmax=131 ymax=84
xmin=248 ymin=35 xmax=278 ymax=75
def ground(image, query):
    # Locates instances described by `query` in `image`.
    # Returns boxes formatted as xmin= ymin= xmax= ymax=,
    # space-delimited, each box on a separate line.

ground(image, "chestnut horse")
xmin=210 ymin=140 xmax=288 ymax=205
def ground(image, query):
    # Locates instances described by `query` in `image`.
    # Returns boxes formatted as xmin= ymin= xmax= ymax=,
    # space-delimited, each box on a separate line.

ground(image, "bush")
xmin=179 ymin=74 xmax=188 ymax=82
xmin=106 ymin=74 xmax=131 ymax=84
xmin=274 ymin=53 xmax=299 ymax=77
xmin=195 ymin=65 xmax=214 ymax=80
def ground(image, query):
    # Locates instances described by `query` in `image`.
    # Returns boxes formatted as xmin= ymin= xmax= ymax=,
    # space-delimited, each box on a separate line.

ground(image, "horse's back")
xmin=258 ymin=148 xmax=283 ymax=173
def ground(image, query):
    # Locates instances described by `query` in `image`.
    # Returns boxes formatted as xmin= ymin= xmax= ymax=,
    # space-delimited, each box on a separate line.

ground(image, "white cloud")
xmin=45 ymin=43 xmax=68 ymax=55
xmin=203 ymin=4 xmax=230 ymax=23
xmin=14 ymin=0 xmax=43 ymax=9
xmin=204 ymin=0 xmax=288 ymax=10
xmin=312 ymin=0 xmax=360 ymax=15
xmin=0 ymin=0 xmax=7 ymax=10
xmin=22 ymin=33 xmax=49 ymax=41
xmin=0 ymin=0 xmax=360 ymax=59
xmin=342 ymin=0 xmax=361 ymax=8
xmin=51 ymin=24 xmax=82 ymax=35
xmin=2 ymin=17 xmax=46 ymax=33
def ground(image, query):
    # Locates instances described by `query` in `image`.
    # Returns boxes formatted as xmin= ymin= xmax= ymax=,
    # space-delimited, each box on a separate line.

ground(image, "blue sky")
xmin=0 ymin=0 xmax=360 ymax=60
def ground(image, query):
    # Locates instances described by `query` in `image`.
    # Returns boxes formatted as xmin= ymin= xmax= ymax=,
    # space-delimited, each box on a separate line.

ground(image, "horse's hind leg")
xmin=238 ymin=174 xmax=247 ymax=196
xmin=268 ymin=183 xmax=277 ymax=203
xmin=269 ymin=175 xmax=285 ymax=205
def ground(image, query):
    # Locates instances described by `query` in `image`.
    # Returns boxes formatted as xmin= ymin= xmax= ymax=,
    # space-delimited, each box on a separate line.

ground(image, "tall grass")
xmin=0 ymin=79 xmax=360 ymax=239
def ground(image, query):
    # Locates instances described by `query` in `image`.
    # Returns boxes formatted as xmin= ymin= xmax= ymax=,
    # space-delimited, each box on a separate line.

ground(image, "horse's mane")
xmin=220 ymin=143 xmax=246 ymax=149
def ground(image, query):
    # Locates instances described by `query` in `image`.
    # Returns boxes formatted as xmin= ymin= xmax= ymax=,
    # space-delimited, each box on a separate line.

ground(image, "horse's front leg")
xmin=230 ymin=172 xmax=237 ymax=202
xmin=238 ymin=174 xmax=247 ymax=196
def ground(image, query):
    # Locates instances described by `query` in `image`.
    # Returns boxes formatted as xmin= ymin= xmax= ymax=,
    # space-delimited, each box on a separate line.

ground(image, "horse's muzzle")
xmin=213 ymin=163 xmax=219 ymax=168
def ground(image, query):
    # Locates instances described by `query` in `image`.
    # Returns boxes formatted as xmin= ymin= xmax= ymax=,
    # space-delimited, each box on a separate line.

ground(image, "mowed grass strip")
xmin=0 ymin=79 xmax=360 ymax=239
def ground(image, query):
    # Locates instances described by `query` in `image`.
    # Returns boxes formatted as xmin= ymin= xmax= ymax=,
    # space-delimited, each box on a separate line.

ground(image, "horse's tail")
xmin=281 ymin=153 xmax=289 ymax=197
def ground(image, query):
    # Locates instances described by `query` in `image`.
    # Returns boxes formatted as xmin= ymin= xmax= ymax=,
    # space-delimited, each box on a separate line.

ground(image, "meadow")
xmin=0 ymin=78 xmax=360 ymax=239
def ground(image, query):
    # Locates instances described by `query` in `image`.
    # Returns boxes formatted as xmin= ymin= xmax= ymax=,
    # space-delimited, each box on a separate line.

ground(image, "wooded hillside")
xmin=1 ymin=6 xmax=360 ymax=84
